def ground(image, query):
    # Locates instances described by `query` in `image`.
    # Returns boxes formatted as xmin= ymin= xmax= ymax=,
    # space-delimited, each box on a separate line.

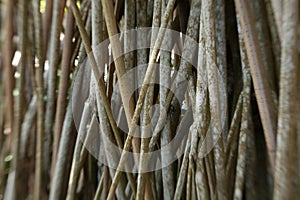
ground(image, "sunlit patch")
xmin=12 ymin=51 xmax=21 ymax=66
xmin=44 ymin=60 xmax=49 ymax=71
xmin=4 ymin=155 xmax=13 ymax=162
xmin=14 ymin=72 xmax=20 ymax=78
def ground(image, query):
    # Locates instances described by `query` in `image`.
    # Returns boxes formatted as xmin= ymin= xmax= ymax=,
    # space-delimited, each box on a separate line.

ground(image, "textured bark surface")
xmin=0 ymin=0 xmax=299 ymax=199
